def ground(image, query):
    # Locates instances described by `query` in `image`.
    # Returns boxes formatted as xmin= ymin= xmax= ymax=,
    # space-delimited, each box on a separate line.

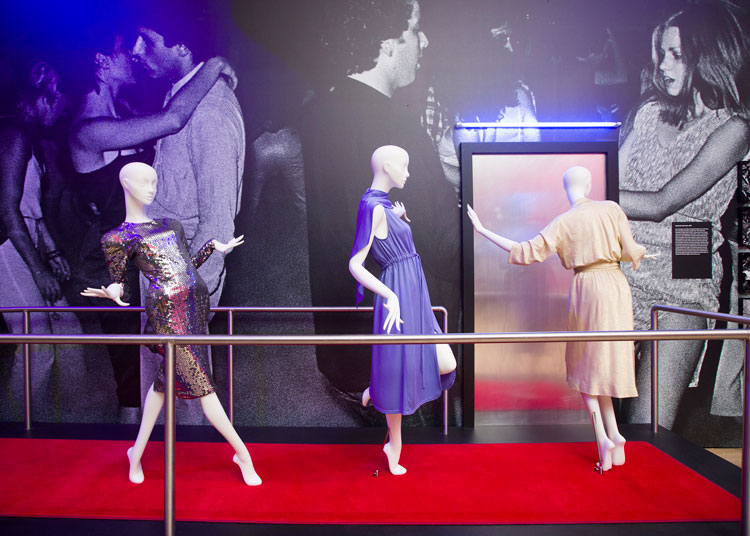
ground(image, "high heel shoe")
xmin=591 ymin=412 xmax=614 ymax=474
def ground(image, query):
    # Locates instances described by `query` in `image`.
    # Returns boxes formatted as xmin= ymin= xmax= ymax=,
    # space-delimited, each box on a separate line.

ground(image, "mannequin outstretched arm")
xmin=349 ymin=204 xmax=404 ymax=333
xmin=189 ymin=235 xmax=244 ymax=268
xmin=81 ymin=282 xmax=129 ymax=306
xmin=83 ymin=226 xmax=133 ymax=305
xmin=467 ymin=204 xmax=519 ymax=253
xmin=176 ymin=211 xmax=243 ymax=269
xmin=213 ymin=235 xmax=244 ymax=254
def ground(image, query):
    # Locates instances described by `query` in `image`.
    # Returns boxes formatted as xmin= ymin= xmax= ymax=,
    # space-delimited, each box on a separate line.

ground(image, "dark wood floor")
xmin=0 ymin=422 xmax=741 ymax=536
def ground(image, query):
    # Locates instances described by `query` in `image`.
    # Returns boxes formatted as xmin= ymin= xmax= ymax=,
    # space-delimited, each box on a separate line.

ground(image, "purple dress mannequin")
xmin=351 ymin=189 xmax=455 ymax=415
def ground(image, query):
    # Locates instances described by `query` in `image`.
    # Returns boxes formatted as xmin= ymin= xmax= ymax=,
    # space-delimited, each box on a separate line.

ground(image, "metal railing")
xmin=1 ymin=305 xmax=749 ymax=535
xmin=649 ymin=305 xmax=749 ymax=434
xmin=0 ymin=305 xmax=449 ymax=432
xmin=649 ymin=305 xmax=750 ymax=536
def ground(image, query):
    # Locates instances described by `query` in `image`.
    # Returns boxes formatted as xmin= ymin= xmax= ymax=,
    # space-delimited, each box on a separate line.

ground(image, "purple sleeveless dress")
xmin=351 ymin=189 xmax=455 ymax=415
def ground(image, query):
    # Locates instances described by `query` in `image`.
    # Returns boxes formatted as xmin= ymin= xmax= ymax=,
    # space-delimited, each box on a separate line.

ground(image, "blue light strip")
xmin=455 ymin=121 xmax=621 ymax=129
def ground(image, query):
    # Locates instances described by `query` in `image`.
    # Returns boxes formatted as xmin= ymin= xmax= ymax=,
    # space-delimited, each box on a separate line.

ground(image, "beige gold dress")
xmin=509 ymin=199 xmax=646 ymax=398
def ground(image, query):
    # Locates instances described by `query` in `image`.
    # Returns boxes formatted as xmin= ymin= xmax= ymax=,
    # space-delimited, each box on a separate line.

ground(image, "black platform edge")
xmin=0 ymin=422 xmax=741 ymax=536
xmin=0 ymin=518 xmax=740 ymax=536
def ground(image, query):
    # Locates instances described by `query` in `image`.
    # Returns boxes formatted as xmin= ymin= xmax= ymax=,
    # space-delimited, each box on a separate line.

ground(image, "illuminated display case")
xmin=460 ymin=141 xmax=619 ymax=426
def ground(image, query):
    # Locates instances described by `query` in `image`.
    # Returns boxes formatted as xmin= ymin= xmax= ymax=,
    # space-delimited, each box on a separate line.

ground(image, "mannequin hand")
xmin=383 ymin=293 xmax=404 ymax=334
xmin=33 ymin=268 xmax=62 ymax=303
xmin=80 ymin=284 xmax=129 ymax=306
xmin=213 ymin=235 xmax=244 ymax=254
xmin=392 ymin=201 xmax=411 ymax=222
xmin=466 ymin=204 xmax=485 ymax=233
xmin=209 ymin=56 xmax=238 ymax=90
xmin=48 ymin=255 xmax=70 ymax=281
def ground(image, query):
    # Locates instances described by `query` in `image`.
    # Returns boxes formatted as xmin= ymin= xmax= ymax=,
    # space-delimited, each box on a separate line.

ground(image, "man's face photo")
xmin=391 ymin=0 xmax=428 ymax=88
xmin=132 ymin=27 xmax=178 ymax=80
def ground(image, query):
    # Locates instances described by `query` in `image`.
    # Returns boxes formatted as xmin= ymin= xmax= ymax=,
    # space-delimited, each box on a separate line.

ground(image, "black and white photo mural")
xmin=0 ymin=0 xmax=748 ymax=447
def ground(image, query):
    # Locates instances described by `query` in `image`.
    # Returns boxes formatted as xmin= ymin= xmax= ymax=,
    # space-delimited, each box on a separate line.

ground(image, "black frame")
xmin=459 ymin=141 xmax=620 ymax=427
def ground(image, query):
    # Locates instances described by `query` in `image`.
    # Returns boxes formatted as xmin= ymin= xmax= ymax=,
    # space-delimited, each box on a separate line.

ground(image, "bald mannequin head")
xmin=119 ymin=162 xmax=158 ymax=206
xmin=371 ymin=145 xmax=408 ymax=173
xmin=120 ymin=161 xmax=156 ymax=185
xmin=562 ymin=166 xmax=592 ymax=205
xmin=371 ymin=145 xmax=410 ymax=191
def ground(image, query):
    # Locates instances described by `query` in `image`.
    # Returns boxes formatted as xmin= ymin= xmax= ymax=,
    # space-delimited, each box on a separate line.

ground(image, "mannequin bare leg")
xmin=384 ymin=413 xmax=406 ymax=475
xmin=581 ymin=393 xmax=614 ymax=472
xmin=200 ymin=392 xmax=262 ymax=486
xmin=127 ymin=383 xmax=165 ymax=484
xmin=366 ymin=344 xmax=454 ymax=475
xmin=436 ymin=343 xmax=456 ymax=374
xmin=126 ymin=385 xmax=261 ymax=486
xmin=598 ymin=395 xmax=626 ymax=465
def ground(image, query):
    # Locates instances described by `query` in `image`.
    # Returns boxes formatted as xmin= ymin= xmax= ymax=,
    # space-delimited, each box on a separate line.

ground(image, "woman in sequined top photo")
xmin=617 ymin=1 xmax=750 ymax=429
xmin=81 ymin=161 xmax=261 ymax=487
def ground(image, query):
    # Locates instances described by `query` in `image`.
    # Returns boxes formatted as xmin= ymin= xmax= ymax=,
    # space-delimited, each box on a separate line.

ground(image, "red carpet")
xmin=0 ymin=438 xmax=739 ymax=525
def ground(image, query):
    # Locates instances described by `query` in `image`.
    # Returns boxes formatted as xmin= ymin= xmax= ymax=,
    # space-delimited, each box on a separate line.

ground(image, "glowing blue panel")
xmin=456 ymin=122 xmax=621 ymax=129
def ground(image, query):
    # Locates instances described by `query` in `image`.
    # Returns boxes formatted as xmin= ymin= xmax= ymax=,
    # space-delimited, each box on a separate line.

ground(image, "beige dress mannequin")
xmin=468 ymin=166 xmax=647 ymax=472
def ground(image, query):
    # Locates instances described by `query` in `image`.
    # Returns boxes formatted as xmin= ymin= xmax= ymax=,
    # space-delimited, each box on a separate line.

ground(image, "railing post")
xmin=165 ymin=340 xmax=176 ymax=536
xmin=442 ymin=308 xmax=449 ymax=436
xmin=23 ymin=310 xmax=31 ymax=431
xmin=228 ymin=310 xmax=235 ymax=425
xmin=742 ymin=338 xmax=750 ymax=536
xmin=650 ymin=308 xmax=659 ymax=434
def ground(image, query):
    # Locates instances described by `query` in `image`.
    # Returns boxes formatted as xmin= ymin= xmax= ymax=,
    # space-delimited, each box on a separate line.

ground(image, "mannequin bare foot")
xmin=362 ymin=387 xmax=371 ymax=407
xmin=383 ymin=442 xmax=406 ymax=475
xmin=127 ymin=447 xmax=144 ymax=484
xmin=612 ymin=435 xmax=626 ymax=466
xmin=233 ymin=454 xmax=262 ymax=486
xmin=595 ymin=437 xmax=615 ymax=473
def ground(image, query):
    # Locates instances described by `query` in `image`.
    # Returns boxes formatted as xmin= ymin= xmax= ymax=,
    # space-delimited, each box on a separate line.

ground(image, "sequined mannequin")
xmin=102 ymin=218 xmax=215 ymax=399
xmin=82 ymin=162 xmax=260 ymax=486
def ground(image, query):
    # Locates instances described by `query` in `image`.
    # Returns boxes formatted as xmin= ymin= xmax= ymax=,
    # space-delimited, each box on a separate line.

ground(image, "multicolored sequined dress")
xmin=102 ymin=218 xmax=215 ymax=399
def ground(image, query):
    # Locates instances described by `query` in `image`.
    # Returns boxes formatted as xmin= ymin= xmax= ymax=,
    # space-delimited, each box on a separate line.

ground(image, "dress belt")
xmin=381 ymin=252 xmax=419 ymax=270
xmin=574 ymin=261 xmax=620 ymax=274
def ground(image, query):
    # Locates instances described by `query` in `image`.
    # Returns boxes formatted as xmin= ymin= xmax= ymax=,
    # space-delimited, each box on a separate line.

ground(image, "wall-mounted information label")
xmin=672 ymin=222 xmax=711 ymax=279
